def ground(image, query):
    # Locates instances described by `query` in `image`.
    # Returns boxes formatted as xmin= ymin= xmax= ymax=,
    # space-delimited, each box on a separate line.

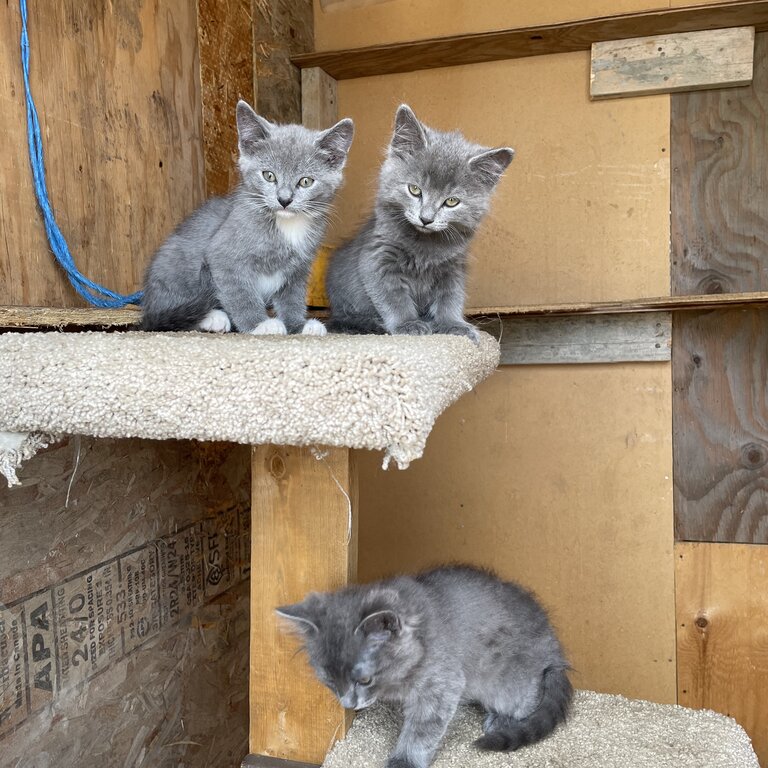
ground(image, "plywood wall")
xmin=355 ymin=364 xmax=676 ymax=704
xmin=313 ymin=0 xmax=670 ymax=51
xmin=334 ymin=54 xmax=670 ymax=308
xmin=0 ymin=1 xmax=205 ymax=308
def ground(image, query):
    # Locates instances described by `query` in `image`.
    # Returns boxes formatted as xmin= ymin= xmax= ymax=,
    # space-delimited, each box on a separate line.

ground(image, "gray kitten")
xmin=277 ymin=565 xmax=572 ymax=768
xmin=325 ymin=105 xmax=513 ymax=340
xmin=141 ymin=100 xmax=353 ymax=335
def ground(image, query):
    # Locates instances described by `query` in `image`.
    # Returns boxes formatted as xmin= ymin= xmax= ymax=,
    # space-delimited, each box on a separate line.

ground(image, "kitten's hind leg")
xmin=198 ymin=309 xmax=232 ymax=333
xmin=475 ymin=666 xmax=572 ymax=751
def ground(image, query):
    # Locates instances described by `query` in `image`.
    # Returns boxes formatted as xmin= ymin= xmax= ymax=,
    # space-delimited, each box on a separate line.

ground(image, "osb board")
xmin=671 ymin=32 xmax=768 ymax=295
xmin=0 ymin=437 xmax=251 ymax=766
xmin=313 ymin=0 xmax=671 ymax=51
xmin=198 ymin=0 xmax=255 ymax=196
xmin=1 ymin=584 xmax=250 ymax=768
xmin=354 ymin=363 xmax=676 ymax=704
xmin=0 ymin=1 xmax=204 ymax=307
xmin=676 ymin=542 xmax=768 ymax=766
xmin=253 ymin=0 xmax=314 ymax=124
xmin=672 ymin=309 xmax=768 ymax=543
xmin=334 ymin=53 xmax=670 ymax=307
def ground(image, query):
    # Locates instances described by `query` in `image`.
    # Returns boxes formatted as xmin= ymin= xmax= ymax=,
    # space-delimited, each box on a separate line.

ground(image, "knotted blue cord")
xmin=19 ymin=0 xmax=143 ymax=307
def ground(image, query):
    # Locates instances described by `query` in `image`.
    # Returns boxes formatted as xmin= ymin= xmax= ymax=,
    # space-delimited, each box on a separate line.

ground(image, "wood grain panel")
xmin=673 ymin=309 xmax=768 ymax=543
xmin=300 ymin=1 xmax=768 ymax=80
xmin=672 ymin=31 xmax=768 ymax=295
xmin=676 ymin=542 xmax=768 ymax=765
xmin=198 ymin=0 xmax=255 ymax=196
xmin=355 ymin=364 xmax=676 ymax=704
xmin=591 ymin=27 xmax=755 ymax=99
xmin=250 ymin=446 xmax=357 ymax=763
xmin=0 ymin=1 xmax=204 ymax=307
xmin=253 ymin=0 xmax=314 ymax=124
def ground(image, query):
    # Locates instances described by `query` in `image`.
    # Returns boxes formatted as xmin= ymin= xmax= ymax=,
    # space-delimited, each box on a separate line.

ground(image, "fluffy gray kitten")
xmin=277 ymin=565 xmax=572 ymax=768
xmin=141 ymin=100 xmax=353 ymax=335
xmin=325 ymin=105 xmax=513 ymax=340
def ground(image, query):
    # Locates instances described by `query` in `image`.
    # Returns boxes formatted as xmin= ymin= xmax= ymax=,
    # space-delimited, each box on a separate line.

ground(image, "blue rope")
xmin=19 ymin=0 xmax=142 ymax=307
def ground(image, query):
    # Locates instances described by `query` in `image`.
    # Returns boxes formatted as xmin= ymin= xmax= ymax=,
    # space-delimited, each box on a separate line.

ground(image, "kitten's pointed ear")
xmin=276 ymin=602 xmax=320 ymax=636
xmin=355 ymin=610 xmax=401 ymax=638
xmin=236 ymin=100 xmax=273 ymax=153
xmin=315 ymin=118 xmax=355 ymax=170
xmin=469 ymin=147 xmax=515 ymax=186
xmin=389 ymin=104 xmax=428 ymax=158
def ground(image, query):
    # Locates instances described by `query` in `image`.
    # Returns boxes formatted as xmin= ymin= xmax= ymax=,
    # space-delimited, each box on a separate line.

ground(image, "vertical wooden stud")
xmin=249 ymin=445 xmax=358 ymax=764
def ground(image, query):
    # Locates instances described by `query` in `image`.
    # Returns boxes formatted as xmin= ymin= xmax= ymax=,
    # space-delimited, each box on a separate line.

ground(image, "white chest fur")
xmin=274 ymin=211 xmax=312 ymax=250
xmin=256 ymin=272 xmax=285 ymax=298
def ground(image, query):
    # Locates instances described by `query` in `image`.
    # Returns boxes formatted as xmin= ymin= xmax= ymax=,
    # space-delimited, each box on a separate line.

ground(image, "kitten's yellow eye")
xmin=298 ymin=177 xmax=314 ymax=188
xmin=357 ymin=676 xmax=372 ymax=686
xmin=444 ymin=197 xmax=460 ymax=207
xmin=408 ymin=184 xmax=422 ymax=197
xmin=262 ymin=171 xmax=276 ymax=183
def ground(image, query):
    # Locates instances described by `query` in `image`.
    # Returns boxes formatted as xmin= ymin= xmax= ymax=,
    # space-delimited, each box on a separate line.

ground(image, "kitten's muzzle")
xmin=277 ymin=189 xmax=293 ymax=208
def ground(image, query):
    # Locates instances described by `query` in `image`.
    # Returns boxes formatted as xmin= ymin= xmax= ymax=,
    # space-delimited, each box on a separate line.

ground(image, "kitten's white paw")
xmin=301 ymin=319 xmax=327 ymax=336
xmin=250 ymin=318 xmax=287 ymax=335
xmin=198 ymin=309 xmax=231 ymax=333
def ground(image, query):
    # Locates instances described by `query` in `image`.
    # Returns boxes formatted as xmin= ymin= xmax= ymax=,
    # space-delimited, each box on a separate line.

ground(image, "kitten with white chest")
xmin=326 ymin=105 xmax=513 ymax=340
xmin=141 ymin=100 xmax=354 ymax=335
xmin=278 ymin=565 xmax=572 ymax=768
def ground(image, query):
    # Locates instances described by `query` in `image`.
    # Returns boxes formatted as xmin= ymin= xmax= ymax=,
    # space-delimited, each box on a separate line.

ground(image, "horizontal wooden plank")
xmin=591 ymin=26 xmax=755 ymax=99
xmin=487 ymin=312 xmax=671 ymax=364
xmin=293 ymin=1 xmax=768 ymax=80
xmin=0 ymin=305 xmax=141 ymax=329
xmin=468 ymin=290 xmax=768 ymax=318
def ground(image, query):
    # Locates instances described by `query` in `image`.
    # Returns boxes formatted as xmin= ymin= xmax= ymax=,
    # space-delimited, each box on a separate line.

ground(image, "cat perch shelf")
xmin=0 ymin=328 xmax=499 ymax=765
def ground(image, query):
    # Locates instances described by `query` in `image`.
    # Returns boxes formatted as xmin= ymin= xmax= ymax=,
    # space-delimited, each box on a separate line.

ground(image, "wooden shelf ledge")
xmin=293 ymin=0 xmax=768 ymax=80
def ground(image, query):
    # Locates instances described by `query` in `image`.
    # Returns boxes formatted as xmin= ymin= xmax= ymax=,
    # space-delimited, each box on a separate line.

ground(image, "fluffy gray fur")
xmin=277 ymin=565 xmax=572 ymax=768
xmin=141 ymin=100 xmax=353 ymax=334
xmin=325 ymin=105 xmax=513 ymax=340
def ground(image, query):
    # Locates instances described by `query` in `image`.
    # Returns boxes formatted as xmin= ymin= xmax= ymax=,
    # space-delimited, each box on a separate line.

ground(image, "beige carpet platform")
xmin=0 ymin=330 xmax=499 ymax=475
xmin=323 ymin=691 xmax=758 ymax=768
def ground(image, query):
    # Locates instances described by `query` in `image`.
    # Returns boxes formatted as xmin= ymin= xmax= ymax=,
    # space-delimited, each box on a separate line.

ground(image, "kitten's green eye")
xmin=444 ymin=196 xmax=460 ymax=207
xmin=408 ymin=184 xmax=422 ymax=197
xmin=262 ymin=171 xmax=277 ymax=183
xmin=298 ymin=177 xmax=314 ymax=188
xmin=357 ymin=676 xmax=373 ymax=686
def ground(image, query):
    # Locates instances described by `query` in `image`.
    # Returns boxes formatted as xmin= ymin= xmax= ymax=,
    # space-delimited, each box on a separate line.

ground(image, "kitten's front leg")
xmin=427 ymin=269 xmax=478 ymax=342
xmin=272 ymin=272 xmax=326 ymax=336
xmin=364 ymin=256 xmax=431 ymax=336
xmin=387 ymin=685 xmax=462 ymax=768
xmin=212 ymin=264 xmax=271 ymax=333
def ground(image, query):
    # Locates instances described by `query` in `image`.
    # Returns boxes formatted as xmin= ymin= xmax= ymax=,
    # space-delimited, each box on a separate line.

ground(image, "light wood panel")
xmin=355 ymin=364 xmax=676 ymax=704
xmin=250 ymin=446 xmax=358 ymax=763
xmin=334 ymin=53 xmax=670 ymax=308
xmin=672 ymin=31 xmax=768 ymax=295
xmin=198 ymin=0 xmax=255 ymax=196
xmin=673 ymin=309 xmax=768 ymax=543
xmin=591 ymin=27 xmax=755 ymax=99
xmin=0 ymin=1 xmax=204 ymax=307
xmin=305 ymin=1 xmax=768 ymax=79
xmin=676 ymin=542 xmax=768 ymax=765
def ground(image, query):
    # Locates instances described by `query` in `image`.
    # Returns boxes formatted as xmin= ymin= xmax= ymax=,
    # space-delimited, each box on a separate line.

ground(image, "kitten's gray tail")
xmin=475 ymin=666 xmax=573 ymax=752
xmin=140 ymin=264 xmax=217 ymax=332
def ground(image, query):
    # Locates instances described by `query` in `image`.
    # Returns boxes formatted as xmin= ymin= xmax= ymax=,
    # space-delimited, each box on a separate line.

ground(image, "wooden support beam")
xmin=293 ymin=1 xmax=768 ymax=80
xmin=250 ymin=446 xmax=358 ymax=764
xmin=488 ymin=312 xmax=670 ymax=365
xmin=591 ymin=27 xmax=754 ymax=99
xmin=676 ymin=542 xmax=768 ymax=766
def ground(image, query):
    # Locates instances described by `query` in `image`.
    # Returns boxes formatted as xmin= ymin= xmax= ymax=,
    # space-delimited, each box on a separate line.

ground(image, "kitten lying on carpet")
xmin=141 ymin=100 xmax=353 ymax=335
xmin=326 ymin=105 xmax=514 ymax=341
xmin=277 ymin=565 xmax=572 ymax=768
